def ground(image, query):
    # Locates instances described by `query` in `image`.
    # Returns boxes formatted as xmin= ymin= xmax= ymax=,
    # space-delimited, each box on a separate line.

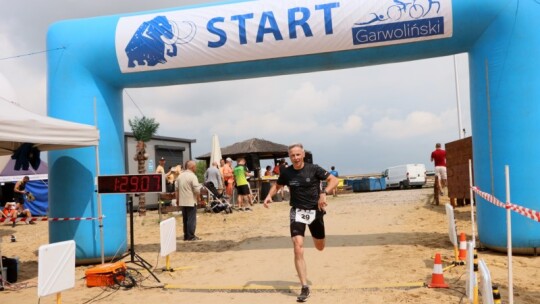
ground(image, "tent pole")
xmin=94 ymin=98 xmax=105 ymax=264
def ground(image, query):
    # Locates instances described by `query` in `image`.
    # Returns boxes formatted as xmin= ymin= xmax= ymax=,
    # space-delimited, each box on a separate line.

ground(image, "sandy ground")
xmin=1 ymin=188 xmax=539 ymax=303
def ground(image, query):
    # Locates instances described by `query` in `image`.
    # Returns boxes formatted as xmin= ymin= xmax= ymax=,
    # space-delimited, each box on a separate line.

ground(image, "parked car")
xmin=383 ymin=164 xmax=427 ymax=189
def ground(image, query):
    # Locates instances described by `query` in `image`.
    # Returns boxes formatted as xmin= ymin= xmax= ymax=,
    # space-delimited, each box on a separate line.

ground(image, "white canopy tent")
xmin=0 ymin=99 xmax=104 ymax=266
xmin=0 ymin=100 xmax=99 ymax=156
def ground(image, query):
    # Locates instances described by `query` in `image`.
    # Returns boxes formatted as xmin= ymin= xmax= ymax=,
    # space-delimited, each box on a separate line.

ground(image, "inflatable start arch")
xmin=47 ymin=0 xmax=540 ymax=262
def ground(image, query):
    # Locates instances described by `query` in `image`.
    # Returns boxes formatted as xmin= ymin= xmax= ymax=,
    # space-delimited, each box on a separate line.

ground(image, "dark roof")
xmin=196 ymin=138 xmax=310 ymax=161
xmin=125 ymin=132 xmax=196 ymax=143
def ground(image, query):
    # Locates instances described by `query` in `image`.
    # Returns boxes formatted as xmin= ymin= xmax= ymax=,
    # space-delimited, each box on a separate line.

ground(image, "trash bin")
xmin=261 ymin=182 xmax=271 ymax=201
xmin=353 ymin=177 xmax=386 ymax=192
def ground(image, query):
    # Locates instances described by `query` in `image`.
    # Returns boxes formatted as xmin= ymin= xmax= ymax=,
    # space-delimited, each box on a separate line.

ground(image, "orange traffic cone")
xmin=458 ymin=232 xmax=467 ymax=261
xmin=428 ymin=253 xmax=449 ymax=288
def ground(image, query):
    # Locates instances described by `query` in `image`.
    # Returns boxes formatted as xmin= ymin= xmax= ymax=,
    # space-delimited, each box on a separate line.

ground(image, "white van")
xmin=383 ymin=164 xmax=427 ymax=189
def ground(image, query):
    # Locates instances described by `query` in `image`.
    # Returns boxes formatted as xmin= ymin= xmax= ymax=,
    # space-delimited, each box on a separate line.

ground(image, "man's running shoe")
xmin=297 ymin=285 xmax=310 ymax=302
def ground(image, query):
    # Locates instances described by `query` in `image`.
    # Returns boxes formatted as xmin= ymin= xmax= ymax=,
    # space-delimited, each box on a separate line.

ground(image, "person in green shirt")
xmin=233 ymin=157 xmax=253 ymax=211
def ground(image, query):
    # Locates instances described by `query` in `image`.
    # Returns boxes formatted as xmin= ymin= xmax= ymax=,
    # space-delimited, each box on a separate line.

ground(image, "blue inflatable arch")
xmin=47 ymin=0 xmax=539 ymax=261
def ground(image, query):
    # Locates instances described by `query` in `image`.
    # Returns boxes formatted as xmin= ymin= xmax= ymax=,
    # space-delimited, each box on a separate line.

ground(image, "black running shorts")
xmin=289 ymin=207 xmax=325 ymax=239
xmin=236 ymin=184 xmax=250 ymax=195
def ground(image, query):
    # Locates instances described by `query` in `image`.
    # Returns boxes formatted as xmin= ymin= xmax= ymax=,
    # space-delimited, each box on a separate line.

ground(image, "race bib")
xmin=295 ymin=208 xmax=316 ymax=225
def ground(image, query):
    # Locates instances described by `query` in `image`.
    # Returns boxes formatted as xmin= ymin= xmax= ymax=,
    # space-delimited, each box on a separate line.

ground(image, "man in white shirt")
xmin=176 ymin=160 xmax=202 ymax=241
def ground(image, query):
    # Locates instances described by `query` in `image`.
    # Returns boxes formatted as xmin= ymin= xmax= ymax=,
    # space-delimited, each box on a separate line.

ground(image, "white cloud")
xmin=372 ymin=110 xmax=452 ymax=139
xmin=283 ymin=81 xmax=341 ymax=115
xmin=342 ymin=114 xmax=364 ymax=133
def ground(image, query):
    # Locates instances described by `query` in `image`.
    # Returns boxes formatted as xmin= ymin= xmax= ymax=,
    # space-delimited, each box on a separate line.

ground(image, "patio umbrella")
xmin=209 ymin=134 xmax=222 ymax=167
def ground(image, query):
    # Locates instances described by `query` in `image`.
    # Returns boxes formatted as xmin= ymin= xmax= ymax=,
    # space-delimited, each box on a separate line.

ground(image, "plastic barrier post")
xmin=505 ymin=165 xmax=514 ymax=304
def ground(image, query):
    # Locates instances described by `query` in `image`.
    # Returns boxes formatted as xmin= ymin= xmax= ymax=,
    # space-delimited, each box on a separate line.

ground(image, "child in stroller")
xmin=203 ymin=181 xmax=233 ymax=214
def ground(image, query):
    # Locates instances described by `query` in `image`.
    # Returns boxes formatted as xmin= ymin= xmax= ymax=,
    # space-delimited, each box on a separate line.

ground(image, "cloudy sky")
xmin=0 ymin=0 xmax=471 ymax=175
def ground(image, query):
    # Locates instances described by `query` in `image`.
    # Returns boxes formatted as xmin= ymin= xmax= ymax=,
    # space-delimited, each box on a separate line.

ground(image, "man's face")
xmin=288 ymin=147 xmax=304 ymax=165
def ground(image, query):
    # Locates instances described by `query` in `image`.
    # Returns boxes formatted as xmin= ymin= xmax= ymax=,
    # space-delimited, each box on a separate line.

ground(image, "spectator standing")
xmin=272 ymin=159 xmax=283 ymax=175
xmin=222 ymin=158 xmax=235 ymax=197
xmin=233 ymin=158 xmax=253 ymax=211
xmin=263 ymin=143 xmax=339 ymax=302
xmin=278 ymin=158 xmax=287 ymax=174
xmin=431 ymin=143 xmax=447 ymax=196
xmin=176 ymin=160 xmax=202 ymax=241
xmin=219 ymin=159 xmax=226 ymax=181
xmin=165 ymin=166 xmax=177 ymax=193
xmin=329 ymin=166 xmax=339 ymax=197
xmin=13 ymin=176 xmax=29 ymax=205
xmin=12 ymin=176 xmax=36 ymax=224
xmin=156 ymin=157 xmax=166 ymax=174
xmin=205 ymin=161 xmax=224 ymax=194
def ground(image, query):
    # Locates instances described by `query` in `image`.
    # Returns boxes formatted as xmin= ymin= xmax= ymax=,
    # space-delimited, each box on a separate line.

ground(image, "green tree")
xmin=129 ymin=116 xmax=159 ymax=216
xmin=195 ymin=160 xmax=207 ymax=183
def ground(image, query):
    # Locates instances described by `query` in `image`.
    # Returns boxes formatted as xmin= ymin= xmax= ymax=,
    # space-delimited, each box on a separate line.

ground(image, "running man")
xmin=263 ymin=143 xmax=339 ymax=302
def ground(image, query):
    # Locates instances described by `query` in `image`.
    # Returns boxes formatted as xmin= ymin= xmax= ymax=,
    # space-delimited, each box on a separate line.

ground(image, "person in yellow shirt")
xmin=233 ymin=158 xmax=253 ymax=211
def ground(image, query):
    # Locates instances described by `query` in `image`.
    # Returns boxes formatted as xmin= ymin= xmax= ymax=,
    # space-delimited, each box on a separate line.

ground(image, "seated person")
xmin=15 ymin=202 xmax=35 ymax=226
xmin=2 ymin=202 xmax=18 ymax=227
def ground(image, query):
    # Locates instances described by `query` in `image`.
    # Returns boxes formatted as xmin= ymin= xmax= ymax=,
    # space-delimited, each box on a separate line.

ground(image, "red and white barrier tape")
xmin=0 ymin=216 xmax=105 ymax=223
xmin=472 ymin=187 xmax=540 ymax=222
xmin=508 ymin=204 xmax=540 ymax=223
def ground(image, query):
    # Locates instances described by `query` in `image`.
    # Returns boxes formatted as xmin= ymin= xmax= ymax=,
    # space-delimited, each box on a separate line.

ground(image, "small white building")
xmin=124 ymin=132 xmax=196 ymax=208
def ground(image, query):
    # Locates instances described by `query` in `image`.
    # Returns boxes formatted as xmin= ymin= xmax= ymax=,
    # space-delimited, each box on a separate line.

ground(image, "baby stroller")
xmin=203 ymin=181 xmax=233 ymax=214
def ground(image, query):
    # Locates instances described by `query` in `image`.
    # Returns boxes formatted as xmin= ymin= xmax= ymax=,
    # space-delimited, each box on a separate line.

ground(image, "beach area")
xmin=1 ymin=188 xmax=539 ymax=303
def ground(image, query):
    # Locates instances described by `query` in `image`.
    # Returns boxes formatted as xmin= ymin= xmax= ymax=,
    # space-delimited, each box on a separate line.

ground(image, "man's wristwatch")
xmin=321 ymin=191 xmax=328 ymax=196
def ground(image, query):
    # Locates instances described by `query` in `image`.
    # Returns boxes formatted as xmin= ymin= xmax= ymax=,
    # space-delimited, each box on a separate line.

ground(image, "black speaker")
xmin=246 ymin=155 xmax=261 ymax=178
xmin=1 ymin=256 xmax=17 ymax=283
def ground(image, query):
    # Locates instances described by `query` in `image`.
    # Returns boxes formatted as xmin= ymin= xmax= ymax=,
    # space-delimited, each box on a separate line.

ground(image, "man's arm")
xmin=322 ymin=174 xmax=339 ymax=195
xmin=14 ymin=181 xmax=23 ymax=193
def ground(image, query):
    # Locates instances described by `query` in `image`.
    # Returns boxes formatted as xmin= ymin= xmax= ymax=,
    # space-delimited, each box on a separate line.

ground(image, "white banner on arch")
xmin=116 ymin=0 xmax=453 ymax=73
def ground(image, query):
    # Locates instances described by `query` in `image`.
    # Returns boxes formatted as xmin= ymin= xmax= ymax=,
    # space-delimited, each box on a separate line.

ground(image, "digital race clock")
xmin=97 ymin=174 xmax=165 ymax=194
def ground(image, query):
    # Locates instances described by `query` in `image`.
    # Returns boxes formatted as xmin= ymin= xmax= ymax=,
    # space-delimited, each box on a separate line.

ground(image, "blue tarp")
xmin=352 ymin=177 xmax=386 ymax=192
xmin=0 ymin=157 xmax=49 ymax=216
xmin=24 ymin=180 xmax=48 ymax=216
